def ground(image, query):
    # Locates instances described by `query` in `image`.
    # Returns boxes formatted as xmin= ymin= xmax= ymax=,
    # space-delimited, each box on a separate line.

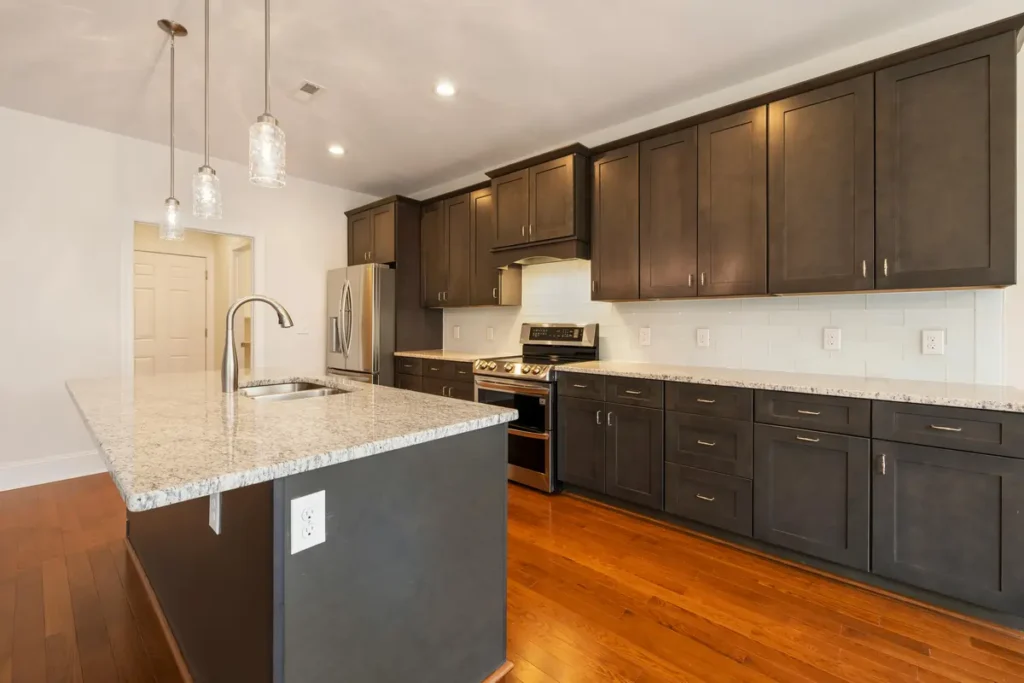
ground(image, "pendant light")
xmin=193 ymin=0 xmax=222 ymax=218
xmin=248 ymin=0 xmax=285 ymax=188
xmin=158 ymin=19 xmax=187 ymax=240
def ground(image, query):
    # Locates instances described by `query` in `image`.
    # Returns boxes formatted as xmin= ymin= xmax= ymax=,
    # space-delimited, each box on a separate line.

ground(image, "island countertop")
xmin=66 ymin=369 xmax=516 ymax=512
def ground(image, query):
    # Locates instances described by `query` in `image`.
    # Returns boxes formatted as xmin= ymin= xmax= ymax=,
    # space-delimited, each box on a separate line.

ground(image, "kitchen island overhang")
xmin=67 ymin=370 xmax=517 ymax=683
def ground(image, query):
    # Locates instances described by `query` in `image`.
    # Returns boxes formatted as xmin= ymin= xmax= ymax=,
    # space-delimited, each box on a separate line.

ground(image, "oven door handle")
xmin=474 ymin=378 xmax=552 ymax=398
xmin=508 ymin=428 xmax=549 ymax=441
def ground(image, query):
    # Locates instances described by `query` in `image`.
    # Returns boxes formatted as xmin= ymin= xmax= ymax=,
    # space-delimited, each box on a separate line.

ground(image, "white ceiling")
xmin=0 ymin=0 xmax=993 ymax=196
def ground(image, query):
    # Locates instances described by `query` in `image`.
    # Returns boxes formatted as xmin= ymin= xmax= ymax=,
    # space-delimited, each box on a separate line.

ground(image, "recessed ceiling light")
xmin=435 ymin=80 xmax=456 ymax=97
xmin=327 ymin=144 xmax=345 ymax=156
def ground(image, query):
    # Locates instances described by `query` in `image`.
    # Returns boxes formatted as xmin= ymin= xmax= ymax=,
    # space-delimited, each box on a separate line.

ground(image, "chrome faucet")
xmin=222 ymin=295 xmax=294 ymax=393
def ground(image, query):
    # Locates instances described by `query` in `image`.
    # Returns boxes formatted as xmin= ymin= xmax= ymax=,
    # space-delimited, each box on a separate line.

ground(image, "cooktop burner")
xmin=473 ymin=323 xmax=598 ymax=382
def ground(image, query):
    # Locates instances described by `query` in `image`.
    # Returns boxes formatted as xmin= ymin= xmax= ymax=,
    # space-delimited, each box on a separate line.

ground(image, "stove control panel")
xmin=474 ymin=359 xmax=554 ymax=381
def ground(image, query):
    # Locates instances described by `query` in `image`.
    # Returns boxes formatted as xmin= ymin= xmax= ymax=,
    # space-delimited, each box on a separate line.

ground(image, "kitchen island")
xmin=66 ymin=369 xmax=517 ymax=683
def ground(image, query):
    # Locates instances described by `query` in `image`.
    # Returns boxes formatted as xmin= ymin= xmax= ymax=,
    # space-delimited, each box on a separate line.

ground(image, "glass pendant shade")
xmin=193 ymin=166 xmax=222 ymax=219
xmin=249 ymin=114 xmax=286 ymax=188
xmin=160 ymin=197 xmax=184 ymax=241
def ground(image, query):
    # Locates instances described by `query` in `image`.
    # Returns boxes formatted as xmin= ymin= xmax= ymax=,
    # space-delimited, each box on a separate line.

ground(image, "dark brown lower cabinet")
xmin=421 ymin=377 xmax=472 ymax=400
xmin=665 ymin=463 xmax=753 ymax=537
xmin=558 ymin=397 xmax=606 ymax=493
xmin=872 ymin=440 xmax=1024 ymax=613
xmin=665 ymin=411 xmax=752 ymax=478
xmin=753 ymin=424 xmax=870 ymax=570
xmin=605 ymin=404 xmax=664 ymax=510
xmin=395 ymin=374 xmax=423 ymax=392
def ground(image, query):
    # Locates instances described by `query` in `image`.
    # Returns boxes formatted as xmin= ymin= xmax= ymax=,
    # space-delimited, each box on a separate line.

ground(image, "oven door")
xmin=473 ymin=377 xmax=552 ymax=434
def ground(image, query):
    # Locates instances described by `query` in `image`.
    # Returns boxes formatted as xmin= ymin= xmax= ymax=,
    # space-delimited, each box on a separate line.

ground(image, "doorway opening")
xmin=132 ymin=223 xmax=255 ymax=376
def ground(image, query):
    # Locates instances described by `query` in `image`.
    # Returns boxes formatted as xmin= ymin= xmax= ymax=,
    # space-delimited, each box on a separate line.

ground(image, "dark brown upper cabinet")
xmin=420 ymin=201 xmax=447 ymax=307
xmin=470 ymin=187 xmax=522 ymax=307
xmin=591 ymin=145 xmax=640 ymax=301
xmin=492 ymin=153 xmax=587 ymax=249
xmin=768 ymin=75 xmax=875 ymax=294
xmin=640 ymin=128 xmax=698 ymax=299
xmin=492 ymin=169 xmax=530 ymax=249
xmin=348 ymin=210 xmax=372 ymax=265
xmin=697 ymin=107 xmax=768 ymax=297
xmin=875 ymin=34 xmax=1016 ymax=289
xmin=444 ymin=194 xmax=472 ymax=307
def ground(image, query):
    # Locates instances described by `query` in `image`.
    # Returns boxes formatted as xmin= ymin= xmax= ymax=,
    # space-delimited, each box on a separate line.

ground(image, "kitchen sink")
xmin=239 ymin=382 xmax=347 ymax=403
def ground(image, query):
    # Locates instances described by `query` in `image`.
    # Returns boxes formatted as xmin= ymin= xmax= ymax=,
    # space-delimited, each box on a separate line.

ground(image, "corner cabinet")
xmin=492 ymin=153 xmax=587 ymax=249
xmin=875 ymin=34 xmax=1016 ymax=289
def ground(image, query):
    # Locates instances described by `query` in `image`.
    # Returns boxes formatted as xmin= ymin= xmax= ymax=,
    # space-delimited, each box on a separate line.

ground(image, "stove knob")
xmin=504 ymin=363 xmax=513 ymax=372
xmin=475 ymin=360 xmax=484 ymax=369
xmin=522 ymin=364 xmax=531 ymax=373
xmin=487 ymin=361 xmax=497 ymax=370
xmin=532 ymin=366 xmax=543 ymax=375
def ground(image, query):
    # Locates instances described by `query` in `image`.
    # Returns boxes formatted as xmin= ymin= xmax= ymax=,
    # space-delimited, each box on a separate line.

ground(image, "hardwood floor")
xmin=2 ymin=474 xmax=1023 ymax=682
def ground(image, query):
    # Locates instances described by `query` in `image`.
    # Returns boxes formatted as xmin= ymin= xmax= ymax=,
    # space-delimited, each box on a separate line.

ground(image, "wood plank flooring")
xmin=1 ymin=474 xmax=1023 ymax=682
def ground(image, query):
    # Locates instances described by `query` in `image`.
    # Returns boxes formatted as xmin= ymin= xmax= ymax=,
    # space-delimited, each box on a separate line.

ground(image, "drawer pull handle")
xmin=573 ymin=384 xmax=587 ymax=389
xmin=930 ymin=425 xmax=963 ymax=433
xmin=695 ymin=494 xmax=716 ymax=502
xmin=696 ymin=440 xmax=716 ymax=447
xmin=596 ymin=410 xmax=602 ymax=425
xmin=625 ymin=390 xmax=643 ymax=395
xmin=797 ymin=409 xmax=821 ymax=416
xmin=796 ymin=435 xmax=820 ymax=443
xmin=696 ymin=398 xmax=716 ymax=404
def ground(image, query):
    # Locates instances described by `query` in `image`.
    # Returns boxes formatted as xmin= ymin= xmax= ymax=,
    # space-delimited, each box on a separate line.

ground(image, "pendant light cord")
xmin=169 ymin=33 xmax=175 ymax=197
xmin=204 ymin=0 xmax=210 ymax=166
xmin=264 ymin=0 xmax=270 ymax=114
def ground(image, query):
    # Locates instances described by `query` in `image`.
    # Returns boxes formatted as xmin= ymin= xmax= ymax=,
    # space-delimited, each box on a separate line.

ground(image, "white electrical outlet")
xmin=453 ymin=325 xmax=461 ymax=340
xmin=208 ymin=492 xmax=222 ymax=535
xmin=639 ymin=327 xmax=651 ymax=346
xmin=290 ymin=490 xmax=326 ymax=555
xmin=696 ymin=328 xmax=711 ymax=348
xmin=823 ymin=328 xmax=842 ymax=351
xmin=486 ymin=327 xmax=494 ymax=341
xmin=922 ymin=330 xmax=945 ymax=355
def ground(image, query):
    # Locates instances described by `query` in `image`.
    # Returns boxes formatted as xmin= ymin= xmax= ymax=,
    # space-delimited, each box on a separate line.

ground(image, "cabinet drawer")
xmin=873 ymin=401 xmax=1024 ymax=458
xmin=422 ymin=377 xmax=472 ymax=400
xmin=395 ymin=357 xmax=422 ymax=376
xmin=423 ymin=359 xmax=454 ymax=379
xmin=395 ymin=374 xmax=423 ymax=392
xmin=666 ymin=412 xmax=752 ymax=478
xmin=605 ymin=377 xmax=663 ymax=408
xmin=665 ymin=383 xmax=752 ymax=420
xmin=559 ymin=374 xmax=606 ymax=401
xmin=665 ymin=463 xmax=752 ymax=537
xmin=755 ymin=390 xmax=870 ymax=437
xmin=453 ymin=362 xmax=474 ymax=381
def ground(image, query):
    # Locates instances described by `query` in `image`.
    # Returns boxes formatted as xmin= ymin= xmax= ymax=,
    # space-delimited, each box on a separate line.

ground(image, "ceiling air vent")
xmin=293 ymin=81 xmax=324 ymax=103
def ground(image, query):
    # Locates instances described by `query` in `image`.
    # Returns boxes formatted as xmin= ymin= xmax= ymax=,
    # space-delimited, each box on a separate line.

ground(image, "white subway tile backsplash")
xmin=441 ymin=260 xmax=1004 ymax=384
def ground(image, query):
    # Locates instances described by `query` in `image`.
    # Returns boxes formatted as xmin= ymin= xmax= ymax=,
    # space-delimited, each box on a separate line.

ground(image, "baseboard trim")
xmin=0 ymin=450 xmax=105 ymax=492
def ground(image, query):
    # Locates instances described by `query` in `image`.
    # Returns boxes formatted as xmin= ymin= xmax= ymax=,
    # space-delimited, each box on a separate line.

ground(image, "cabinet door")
xmin=876 ymin=34 xmax=1015 ymax=289
xmin=873 ymin=440 xmax=1024 ymax=613
xmin=640 ymin=129 xmax=698 ymax=299
xmin=348 ymin=210 xmax=372 ymax=265
xmin=768 ymin=76 xmax=874 ymax=294
xmin=420 ymin=202 xmax=446 ymax=307
xmin=557 ymin=396 xmax=606 ymax=493
xmin=421 ymin=377 xmax=448 ymax=397
xmin=605 ymin=404 xmax=664 ymax=509
xmin=754 ymin=424 xmax=870 ymax=570
xmin=530 ymin=155 xmax=576 ymax=242
xmin=395 ymin=374 xmax=423 ymax=392
xmin=469 ymin=187 xmax=499 ymax=305
xmin=493 ymin=169 xmax=530 ymax=248
xmin=591 ymin=145 xmax=639 ymax=301
xmin=369 ymin=204 xmax=396 ymax=263
xmin=697 ymin=107 xmax=767 ymax=296
xmin=444 ymin=193 xmax=471 ymax=307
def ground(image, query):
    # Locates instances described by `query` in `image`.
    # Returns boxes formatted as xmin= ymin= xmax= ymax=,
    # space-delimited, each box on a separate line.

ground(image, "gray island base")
xmin=66 ymin=371 xmax=517 ymax=683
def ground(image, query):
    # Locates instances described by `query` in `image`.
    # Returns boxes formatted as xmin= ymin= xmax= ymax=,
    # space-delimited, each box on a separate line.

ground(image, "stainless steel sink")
xmin=239 ymin=382 xmax=347 ymax=403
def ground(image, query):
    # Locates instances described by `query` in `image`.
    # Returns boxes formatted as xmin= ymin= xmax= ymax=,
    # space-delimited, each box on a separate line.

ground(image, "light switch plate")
xmin=453 ymin=325 xmax=461 ymax=340
xmin=823 ymin=328 xmax=842 ymax=351
xmin=486 ymin=327 xmax=494 ymax=341
xmin=696 ymin=328 xmax=711 ymax=348
xmin=290 ymin=490 xmax=326 ymax=555
xmin=922 ymin=330 xmax=945 ymax=355
xmin=639 ymin=327 xmax=651 ymax=346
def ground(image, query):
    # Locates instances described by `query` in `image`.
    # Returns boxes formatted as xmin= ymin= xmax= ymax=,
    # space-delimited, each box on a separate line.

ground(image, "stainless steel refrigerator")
xmin=326 ymin=264 xmax=395 ymax=385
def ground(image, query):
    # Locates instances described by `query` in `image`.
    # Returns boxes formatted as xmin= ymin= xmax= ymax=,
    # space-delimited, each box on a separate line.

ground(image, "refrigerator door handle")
xmin=330 ymin=316 xmax=341 ymax=354
xmin=341 ymin=281 xmax=353 ymax=357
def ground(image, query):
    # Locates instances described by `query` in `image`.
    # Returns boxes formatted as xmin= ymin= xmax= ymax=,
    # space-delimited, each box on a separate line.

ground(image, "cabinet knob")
xmin=596 ymin=411 xmax=602 ymax=425
xmin=521 ymin=225 xmax=526 ymax=237
xmin=529 ymin=224 xmax=533 ymax=237
xmin=688 ymin=273 xmax=694 ymax=288
xmin=493 ymin=287 xmax=498 ymax=299
xmin=883 ymin=258 xmax=889 ymax=277
xmin=862 ymin=260 xmax=867 ymax=278
xmin=607 ymin=411 xmax=613 ymax=427
xmin=878 ymin=454 xmax=887 ymax=475
xmin=700 ymin=272 xmax=705 ymax=287
xmin=591 ymin=280 xmax=596 ymax=293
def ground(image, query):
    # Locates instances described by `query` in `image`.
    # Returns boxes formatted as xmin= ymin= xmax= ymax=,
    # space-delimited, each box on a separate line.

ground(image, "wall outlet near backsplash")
xmin=639 ymin=327 xmax=651 ymax=346
xmin=696 ymin=328 xmax=711 ymax=348
xmin=453 ymin=325 xmax=461 ymax=340
xmin=922 ymin=330 xmax=945 ymax=355
xmin=823 ymin=328 xmax=842 ymax=351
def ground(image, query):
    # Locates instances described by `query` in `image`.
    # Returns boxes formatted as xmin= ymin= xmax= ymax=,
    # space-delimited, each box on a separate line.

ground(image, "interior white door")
xmin=134 ymin=250 xmax=208 ymax=375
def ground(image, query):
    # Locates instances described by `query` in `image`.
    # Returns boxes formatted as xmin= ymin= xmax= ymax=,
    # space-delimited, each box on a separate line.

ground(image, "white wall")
xmin=0 ymin=106 xmax=375 ymax=489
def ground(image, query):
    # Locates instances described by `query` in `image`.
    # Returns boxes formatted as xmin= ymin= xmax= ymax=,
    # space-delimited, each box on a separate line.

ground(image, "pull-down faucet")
xmin=222 ymin=295 xmax=294 ymax=393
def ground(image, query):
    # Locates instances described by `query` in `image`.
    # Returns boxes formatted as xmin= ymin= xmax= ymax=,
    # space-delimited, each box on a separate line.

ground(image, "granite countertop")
xmin=562 ymin=361 xmax=1024 ymax=413
xmin=66 ymin=369 xmax=517 ymax=512
xmin=394 ymin=350 xmax=504 ymax=362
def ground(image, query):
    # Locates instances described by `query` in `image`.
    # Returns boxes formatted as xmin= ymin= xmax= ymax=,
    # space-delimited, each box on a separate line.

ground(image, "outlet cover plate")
xmin=696 ymin=328 xmax=711 ymax=348
xmin=639 ymin=327 xmax=651 ymax=346
xmin=290 ymin=490 xmax=326 ymax=555
xmin=486 ymin=327 xmax=494 ymax=341
xmin=453 ymin=325 xmax=461 ymax=340
xmin=823 ymin=328 xmax=842 ymax=351
xmin=922 ymin=330 xmax=945 ymax=355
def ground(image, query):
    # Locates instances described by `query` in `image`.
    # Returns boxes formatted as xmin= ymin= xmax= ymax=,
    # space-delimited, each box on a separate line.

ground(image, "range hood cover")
xmin=493 ymin=238 xmax=589 ymax=267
